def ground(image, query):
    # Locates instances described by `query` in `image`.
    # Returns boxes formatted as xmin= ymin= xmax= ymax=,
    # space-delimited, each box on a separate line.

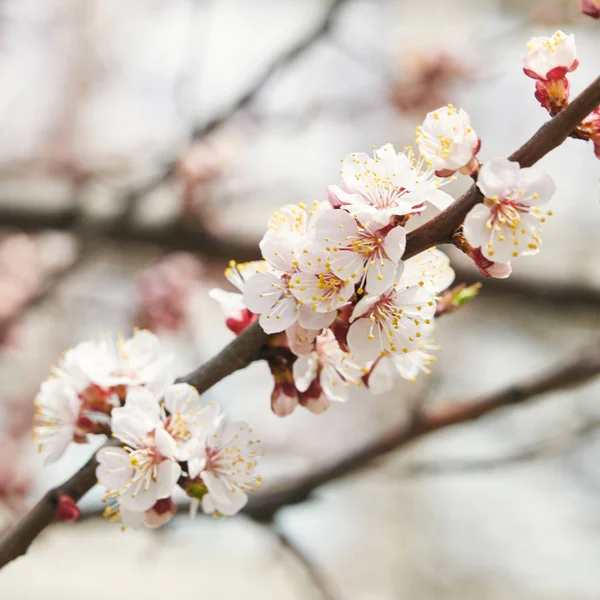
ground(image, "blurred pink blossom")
xmin=582 ymin=0 xmax=600 ymax=18
xmin=136 ymin=253 xmax=205 ymax=331
xmin=390 ymin=52 xmax=471 ymax=114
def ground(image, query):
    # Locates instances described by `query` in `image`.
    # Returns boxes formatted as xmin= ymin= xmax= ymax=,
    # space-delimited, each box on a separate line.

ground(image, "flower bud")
xmin=582 ymin=0 xmax=600 ymax=18
xmin=56 ymin=494 xmax=81 ymax=523
xmin=144 ymin=498 xmax=177 ymax=528
xmin=522 ymin=31 xmax=578 ymax=82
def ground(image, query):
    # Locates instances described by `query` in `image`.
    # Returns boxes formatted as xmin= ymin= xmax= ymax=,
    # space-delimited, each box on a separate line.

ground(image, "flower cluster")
xmin=212 ymin=138 xmax=466 ymax=416
xmin=33 ymin=330 xmax=261 ymax=528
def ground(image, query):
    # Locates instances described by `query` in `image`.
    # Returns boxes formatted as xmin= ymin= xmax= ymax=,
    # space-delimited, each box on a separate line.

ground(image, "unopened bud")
xmin=56 ymin=494 xmax=81 ymax=523
xmin=144 ymin=498 xmax=177 ymax=528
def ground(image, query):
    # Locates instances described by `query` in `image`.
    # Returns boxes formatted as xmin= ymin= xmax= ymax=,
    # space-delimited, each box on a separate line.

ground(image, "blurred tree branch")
xmin=274 ymin=527 xmax=341 ymax=600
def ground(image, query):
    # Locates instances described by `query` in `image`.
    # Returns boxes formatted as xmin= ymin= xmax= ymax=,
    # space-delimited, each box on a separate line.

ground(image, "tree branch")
xmin=274 ymin=527 xmax=341 ymax=600
xmin=244 ymin=335 xmax=600 ymax=520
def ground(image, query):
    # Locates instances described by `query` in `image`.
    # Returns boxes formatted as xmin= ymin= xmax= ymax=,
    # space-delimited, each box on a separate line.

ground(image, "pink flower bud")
xmin=470 ymin=247 xmax=512 ymax=279
xmin=271 ymin=382 xmax=298 ymax=417
xmin=582 ymin=0 xmax=600 ymax=18
xmin=56 ymin=495 xmax=81 ymax=523
xmin=225 ymin=308 xmax=256 ymax=335
xmin=144 ymin=498 xmax=177 ymax=528
xmin=522 ymin=31 xmax=578 ymax=83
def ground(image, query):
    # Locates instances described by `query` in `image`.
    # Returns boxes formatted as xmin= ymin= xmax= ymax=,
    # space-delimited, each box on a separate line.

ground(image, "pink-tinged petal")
xmin=292 ymin=354 xmax=318 ymax=393
xmin=366 ymin=258 xmax=397 ymax=295
xmin=486 ymin=261 xmax=512 ymax=279
xmin=258 ymin=296 xmax=299 ymax=334
xmin=286 ymin=322 xmax=319 ymax=356
xmin=476 ymin=158 xmax=519 ymax=199
xmin=347 ymin=319 xmax=383 ymax=363
xmin=315 ymin=208 xmax=359 ymax=247
xmin=350 ymin=294 xmax=380 ymax=322
xmin=155 ymin=426 xmax=177 ymax=459
xmin=300 ymin=393 xmax=330 ymax=414
xmin=327 ymin=185 xmax=365 ymax=208
xmin=272 ymin=386 xmax=298 ymax=417
xmin=297 ymin=305 xmax=336 ymax=330
xmin=242 ymin=273 xmax=281 ymax=313
xmin=155 ymin=460 xmax=181 ymax=499
xmin=463 ymin=204 xmax=493 ymax=249
xmin=382 ymin=226 xmax=406 ymax=263
xmin=320 ymin=365 xmax=349 ymax=403
xmin=259 ymin=232 xmax=295 ymax=272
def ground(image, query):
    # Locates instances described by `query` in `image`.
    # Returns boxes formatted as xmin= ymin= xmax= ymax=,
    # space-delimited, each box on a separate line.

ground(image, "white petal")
xmin=96 ymin=448 xmax=133 ymax=489
xmin=297 ymin=306 xmax=336 ymax=330
xmin=366 ymin=258 xmax=397 ymax=295
xmin=155 ymin=426 xmax=177 ymax=459
xmin=382 ymin=226 xmax=406 ymax=263
xmin=155 ymin=461 xmax=181 ymax=499
xmin=164 ymin=383 xmax=202 ymax=416
xmin=350 ymin=294 xmax=379 ymax=322
xmin=367 ymin=359 xmax=394 ymax=395
xmin=201 ymin=471 xmax=231 ymax=504
xmin=315 ymin=208 xmax=358 ymax=247
xmin=463 ymin=204 xmax=493 ymax=249
xmin=292 ymin=354 xmax=319 ymax=393
xmin=320 ymin=365 xmax=350 ymax=403
xmin=243 ymin=273 xmax=281 ymax=313
xmin=476 ymin=158 xmax=519 ymax=199
xmin=258 ymin=296 xmax=299 ymax=334
xmin=347 ymin=319 xmax=382 ymax=363
xmin=119 ymin=481 xmax=157 ymax=512
xmin=120 ymin=507 xmax=146 ymax=530
xmin=259 ymin=232 xmax=295 ymax=272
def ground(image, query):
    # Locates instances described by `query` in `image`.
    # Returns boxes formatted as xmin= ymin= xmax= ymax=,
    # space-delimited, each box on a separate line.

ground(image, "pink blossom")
xmin=136 ymin=253 xmax=205 ymax=332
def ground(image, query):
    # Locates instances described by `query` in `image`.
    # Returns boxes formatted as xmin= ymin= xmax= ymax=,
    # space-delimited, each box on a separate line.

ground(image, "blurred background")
xmin=1 ymin=0 xmax=600 ymax=598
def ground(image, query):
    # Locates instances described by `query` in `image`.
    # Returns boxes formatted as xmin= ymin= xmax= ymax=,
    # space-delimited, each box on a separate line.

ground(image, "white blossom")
xmin=522 ymin=31 xmax=578 ymax=81
xmin=33 ymin=379 xmax=82 ymax=465
xmin=58 ymin=329 xmax=172 ymax=395
xmin=368 ymin=340 xmax=439 ymax=393
xmin=347 ymin=286 xmax=436 ymax=364
xmin=288 ymin=243 xmax=355 ymax=314
xmin=315 ymin=208 xmax=406 ymax=295
xmin=416 ymin=105 xmax=480 ymax=176
xmin=328 ymin=143 xmax=454 ymax=224
xmin=402 ymin=247 xmax=455 ymax=295
xmin=97 ymin=385 xmax=216 ymax=515
xmin=186 ymin=418 xmax=261 ymax=517
xmin=243 ymin=230 xmax=337 ymax=334
xmin=464 ymin=158 xmax=556 ymax=262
